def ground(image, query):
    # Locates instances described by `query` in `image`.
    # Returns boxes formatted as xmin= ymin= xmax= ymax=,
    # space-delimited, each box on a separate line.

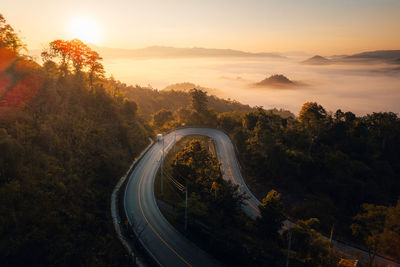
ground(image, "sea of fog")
xmin=103 ymin=56 xmax=400 ymax=116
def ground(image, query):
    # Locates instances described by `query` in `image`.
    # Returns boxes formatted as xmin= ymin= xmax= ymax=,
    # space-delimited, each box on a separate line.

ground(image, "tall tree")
xmin=289 ymin=218 xmax=338 ymax=267
xmin=152 ymin=109 xmax=173 ymax=128
xmin=190 ymin=88 xmax=208 ymax=113
xmin=69 ymin=38 xmax=87 ymax=75
xmin=298 ymin=102 xmax=329 ymax=153
xmin=0 ymin=13 xmax=25 ymax=53
xmin=43 ymin=39 xmax=104 ymax=82
xmin=351 ymin=203 xmax=388 ymax=267
xmin=171 ymin=140 xmax=245 ymax=219
xmin=86 ymin=50 xmax=104 ymax=89
xmin=257 ymin=189 xmax=285 ymax=242
xmin=46 ymin=40 xmax=71 ymax=77
xmin=381 ymin=199 xmax=400 ymax=263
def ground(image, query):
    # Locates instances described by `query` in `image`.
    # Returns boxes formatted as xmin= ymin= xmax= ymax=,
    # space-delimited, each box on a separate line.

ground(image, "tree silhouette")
xmin=43 ymin=39 xmax=104 ymax=82
xmin=190 ymin=88 xmax=208 ymax=113
xmin=0 ymin=14 xmax=25 ymax=52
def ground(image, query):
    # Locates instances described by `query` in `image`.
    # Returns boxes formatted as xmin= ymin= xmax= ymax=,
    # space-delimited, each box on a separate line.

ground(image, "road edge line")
xmin=111 ymin=137 xmax=155 ymax=266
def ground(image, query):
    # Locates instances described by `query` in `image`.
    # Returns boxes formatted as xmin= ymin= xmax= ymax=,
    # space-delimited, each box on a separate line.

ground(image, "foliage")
xmin=351 ymin=201 xmax=400 ymax=266
xmin=257 ymin=190 xmax=285 ymax=242
xmin=217 ymin=101 xmax=400 ymax=257
xmin=163 ymin=82 xmax=219 ymax=96
xmin=168 ymin=140 xmax=285 ymax=266
xmin=122 ymin=84 xmax=252 ymax=120
xmin=190 ymin=88 xmax=208 ymax=113
xmin=42 ymin=39 xmax=104 ymax=85
xmin=0 ymin=16 xmax=151 ymax=265
xmin=287 ymin=218 xmax=338 ymax=267
xmin=152 ymin=109 xmax=173 ymax=129
xmin=0 ymin=14 xmax=25 ymax=52
xmin=171 ymin=139 xmax=245 ymax=221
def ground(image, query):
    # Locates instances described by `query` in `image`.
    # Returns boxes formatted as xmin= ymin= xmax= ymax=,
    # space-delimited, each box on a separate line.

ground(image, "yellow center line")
xmin=138 ymin=170 xmax=192 ymax=267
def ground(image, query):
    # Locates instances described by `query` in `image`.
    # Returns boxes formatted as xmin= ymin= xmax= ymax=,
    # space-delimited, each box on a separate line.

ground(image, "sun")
xmin=69 ymin=17 xmax=100 ymax=44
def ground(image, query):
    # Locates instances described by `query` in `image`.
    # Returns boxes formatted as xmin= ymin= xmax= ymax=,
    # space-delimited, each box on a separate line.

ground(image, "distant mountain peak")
xmin=311 ymin=55 xmax=326 ymax=60
xmin=301 ymin=55 xmax=331 ymax=65
xmin=255 ymin=74 xmax=299 ymax=88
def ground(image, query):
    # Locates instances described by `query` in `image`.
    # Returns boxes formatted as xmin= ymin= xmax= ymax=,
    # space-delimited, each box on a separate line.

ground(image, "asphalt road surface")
xmin=124 ymin=129 xmax=224 ymax=267
xmin=124 ymin=128 xmax=397 ymax=267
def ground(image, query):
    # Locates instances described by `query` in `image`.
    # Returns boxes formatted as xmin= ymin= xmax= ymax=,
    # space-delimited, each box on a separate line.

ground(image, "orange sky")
xmin=2 ymin=0 xmax=400 ymax=55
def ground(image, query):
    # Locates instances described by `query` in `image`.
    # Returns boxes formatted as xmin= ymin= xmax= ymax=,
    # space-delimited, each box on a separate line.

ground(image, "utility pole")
xmin=329 ymin=224 xmax=335 ymax=245
xmin=184 ymin=183 xmax=188 ymax=232
xmin=285 ymin=230 xmax=292 ymax=267
xmin=161 ymin=137 xmax=164 ymax=196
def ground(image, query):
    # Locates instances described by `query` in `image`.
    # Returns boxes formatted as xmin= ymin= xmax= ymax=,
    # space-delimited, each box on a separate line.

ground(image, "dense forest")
xmin=217 ymin=104 xmax=400 ymax=264
xmin=0 ymin=14 xmax=152 ymax=266
xmin=157 ymin=137 xmax=338 ymax=266
xmin=152 ymin=88 xmax=400 ymax=265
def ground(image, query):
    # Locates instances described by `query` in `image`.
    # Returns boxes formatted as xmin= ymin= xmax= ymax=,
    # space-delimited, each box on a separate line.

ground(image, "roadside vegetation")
xmin=150 ymin=84 xmax=400 ymax=266
xmin=217 ymin=104 xmax=400 ymax=265
xmin=0 ymin=14 xmax=151 ymax=266
xmin=155 ymin=135 xmax=339 ymax=266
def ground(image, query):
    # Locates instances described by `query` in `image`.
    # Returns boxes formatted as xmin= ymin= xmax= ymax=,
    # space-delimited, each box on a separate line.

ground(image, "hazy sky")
xmin=3 ymin=0 xmax=400 ymax=54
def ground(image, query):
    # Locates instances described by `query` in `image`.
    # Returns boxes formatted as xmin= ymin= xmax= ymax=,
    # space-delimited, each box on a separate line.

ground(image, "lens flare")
xmin=0 ymin=48 xmax=43 ymax=116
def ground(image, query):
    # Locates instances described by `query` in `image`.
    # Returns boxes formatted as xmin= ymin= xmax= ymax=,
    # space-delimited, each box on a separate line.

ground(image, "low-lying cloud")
xmin=103 ymin=56 xmax=400 ymax=116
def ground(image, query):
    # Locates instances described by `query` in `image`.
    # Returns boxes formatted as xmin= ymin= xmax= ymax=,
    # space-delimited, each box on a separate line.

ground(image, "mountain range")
xmin=302 ymin=50 xmax=400 ymax=65
xmin=87 ymin=45 xmax=284 ymax=59
xmin=28 ymin=45 xmax=400 ymax=64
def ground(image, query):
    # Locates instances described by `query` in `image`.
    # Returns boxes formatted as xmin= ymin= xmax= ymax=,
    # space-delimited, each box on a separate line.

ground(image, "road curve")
xmin=124 ymin=128 xmax=397 ymax=267
xmin=124 ymin=129 xmax=227 ymax=267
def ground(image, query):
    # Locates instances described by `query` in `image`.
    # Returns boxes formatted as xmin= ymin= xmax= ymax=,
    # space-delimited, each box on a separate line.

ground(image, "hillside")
xmin=345 ymin=50 xmax=400 ymax=62
xmin=118 ymin=83 xmax=252 ymax=120
xmin=299 ymin=50 xmax=400 ymax=66
xmin=301 ymin=55 xmax=331 ymax=65
xmin=163 ymin=82 xmax=220 ymax=95
xmin=0 ymin=22 xmax=152 ymax=265
xmin=254 ymin=74 xmax=298 ymax=88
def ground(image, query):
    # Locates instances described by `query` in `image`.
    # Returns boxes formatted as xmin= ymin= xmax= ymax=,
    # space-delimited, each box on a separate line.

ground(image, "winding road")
xmin=124 ymin=128 xmax=397 ymax=267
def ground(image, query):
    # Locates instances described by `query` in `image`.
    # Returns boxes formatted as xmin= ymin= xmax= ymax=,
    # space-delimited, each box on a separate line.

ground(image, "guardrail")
xmin=111 ymin=137 xmax=154 ymax=266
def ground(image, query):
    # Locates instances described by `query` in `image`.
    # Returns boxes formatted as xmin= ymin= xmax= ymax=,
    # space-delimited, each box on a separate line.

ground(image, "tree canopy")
xmin=0 ymin=14 xmax=25 ymax=52
xmin=0 ymin=14 xmax=151 ymax=266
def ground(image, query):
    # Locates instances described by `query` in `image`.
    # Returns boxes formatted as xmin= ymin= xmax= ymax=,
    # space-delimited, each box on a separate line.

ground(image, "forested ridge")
xmin=0 ymin=14 xmax=152 ymax=266
xmin=113 ymin=82 xmax=251 ymax=121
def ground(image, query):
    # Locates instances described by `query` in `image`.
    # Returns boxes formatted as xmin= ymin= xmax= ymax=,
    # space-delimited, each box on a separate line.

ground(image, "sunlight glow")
xmin=68 ymin=17 xmax=100 ymax=44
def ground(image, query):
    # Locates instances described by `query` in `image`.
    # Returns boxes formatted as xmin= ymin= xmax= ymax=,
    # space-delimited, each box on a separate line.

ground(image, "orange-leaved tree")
xmin=42 ymin=39 xmax=104 ymax=87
